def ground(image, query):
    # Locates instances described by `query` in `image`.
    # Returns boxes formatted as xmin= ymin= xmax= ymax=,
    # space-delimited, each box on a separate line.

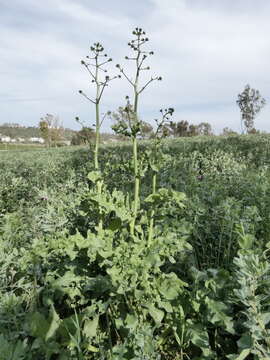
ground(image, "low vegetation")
xmin=1 ymin=133 xmax=270 ymax=359
xmin=0 ymin=27 xmax=269 ymax=359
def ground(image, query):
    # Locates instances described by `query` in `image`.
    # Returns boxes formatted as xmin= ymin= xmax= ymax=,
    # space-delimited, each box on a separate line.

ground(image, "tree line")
xmin=2 ymin=82 xmax=265 ymax=147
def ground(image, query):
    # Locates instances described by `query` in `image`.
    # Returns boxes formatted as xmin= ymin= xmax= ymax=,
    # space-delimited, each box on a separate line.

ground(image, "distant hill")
xmin=0 ymin=124 xmax=76 ymax=141
xmin=0 ymin=124 xmax=126 ymax=145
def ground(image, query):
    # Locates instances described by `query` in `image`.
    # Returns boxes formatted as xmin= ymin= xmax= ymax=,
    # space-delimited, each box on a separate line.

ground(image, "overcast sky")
xmin=1 ymin=0 xmax=269 ymax=133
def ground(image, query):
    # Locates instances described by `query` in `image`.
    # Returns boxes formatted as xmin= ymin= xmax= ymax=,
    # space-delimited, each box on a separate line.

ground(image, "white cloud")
xmin=56 ymin=1 xmax=123 ymax=27
xmin=0 ymin=0 xmax=269 ymax=133
xmin=142 ymin=0 xmax=270 ymax=131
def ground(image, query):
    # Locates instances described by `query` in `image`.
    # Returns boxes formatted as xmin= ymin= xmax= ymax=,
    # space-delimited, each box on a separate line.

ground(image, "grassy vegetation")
xmin=0 ymin=143 xmax=45 ymax=151
xmin=1 ymin=134 xmax=270 ymax=359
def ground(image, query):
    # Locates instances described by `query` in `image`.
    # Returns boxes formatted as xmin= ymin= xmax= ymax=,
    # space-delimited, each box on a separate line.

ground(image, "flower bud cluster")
xmin=90 ymin=42 xmax=104 ymax=54
xmin=160 ymin=107 xmax=174 ymax=119
xmin=132 ymin=27 xmax=145 ymax=36
xmin=127 ymin=27 xmax=152 ymax=53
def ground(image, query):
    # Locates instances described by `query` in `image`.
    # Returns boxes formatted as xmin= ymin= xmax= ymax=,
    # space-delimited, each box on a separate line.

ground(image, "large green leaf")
xmin=158 ymin=273 xmax=187 ymax=300
xmin=146 ymin=304 xmax=164 ymax=324
xmin=28 ymin=312 xmax=50 ymax=340
xmin=83 ymin=316 xmax=99 ymax=338
xmin=227 ymin=349 xmax=251 ymax=360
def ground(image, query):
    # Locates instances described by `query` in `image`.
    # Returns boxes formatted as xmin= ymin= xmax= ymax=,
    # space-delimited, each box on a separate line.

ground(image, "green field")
xmin=0 ymin=143 xmax=45 ymax=151
xmin=1 ymin=135 xmax=270 ymax=359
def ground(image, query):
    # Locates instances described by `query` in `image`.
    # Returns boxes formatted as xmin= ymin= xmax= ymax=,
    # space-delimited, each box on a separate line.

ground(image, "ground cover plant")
xmin=1 ymin=134 xmax=270 ymax=359
xmin=0 ymin=143 xmax=44 ymax=151
xmin=1 ymin=28 xmax=270 ymax=359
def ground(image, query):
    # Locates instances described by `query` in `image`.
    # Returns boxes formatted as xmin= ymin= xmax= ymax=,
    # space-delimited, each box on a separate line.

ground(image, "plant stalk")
xmin=130 ymin=80 xmax=139 ymax=236
xmin=148 ymin=172 xmax=157 ymax=245
xmin=94 ymin=56 xmax=103 ymax=231
xmin=129 ymin=37 xmax=141 ymax=235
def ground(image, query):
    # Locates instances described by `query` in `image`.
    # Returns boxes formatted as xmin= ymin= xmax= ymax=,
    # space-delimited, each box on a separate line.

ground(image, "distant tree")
xmin=71 ymin=133 xmax=81 ymax=146
xmin=162 ymin=120 xmax=201 ymax=137
xmin=248 ymin=128 xmax=260 ymax=135
xmin=39 ymin=120 xmax=50 ymax=146
xmin=237 ymin=84 xmax=266 ymax=133
xmin=187 ymin=124 xmax=199 ymax=137
xmin=197 ymin=122 xmax=213 ymax=136
xmin=140 ymin=121 xmax=153 ymax=139
xmin=71 ymin=127 xmax=95 ymax=146
xmin=161 ymin=120 xmax=213 ymax=137
xmin=39 ymin=114 xmax=64 ymax=147
xmin=175 ymin=120 xmax=189 ymax=137
xmin=80 ymin=127 xmax=95 ymax=144
xmin=161 ymin=121 xmax=176 ymax=137
xmin=110 ymin=106 xmax=153 ymax=139
xmin=222 ymin=127 xmax=238 ymax=136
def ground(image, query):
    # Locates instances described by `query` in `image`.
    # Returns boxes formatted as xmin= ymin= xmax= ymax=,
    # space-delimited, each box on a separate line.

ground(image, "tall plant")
xmin=236 ymin=84 xmax=266 ymax=134
xmin=78 ymin=42 xmax=119 ymax=174
xmin=78 ymin=43 xmax=120 ymax=230
xmin=116 ymin=27 xmax=162 ymax=235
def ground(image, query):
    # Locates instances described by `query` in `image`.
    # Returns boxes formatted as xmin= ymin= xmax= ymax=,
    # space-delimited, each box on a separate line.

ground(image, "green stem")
xmin=148 ymin=172 xmax=156 ymax=245
xmin=130 ymin=82 xmax=140 ymax=236
xmin=131 ymin=136 xmax=139 ymax=236
xmin=94 ymin=55 xmax=100 ymax=171
xmin=94 ymin=57 xmax=103 ymax=231
xmin=94 ymin=101 xmax=100 ymax=171
xmin=128 ymin=34 xmax=146 ymax=236
xmin=106 ymin=310 xmax=113 ymax=359
xmin=148 ymin=173 xmax=157 ymax=246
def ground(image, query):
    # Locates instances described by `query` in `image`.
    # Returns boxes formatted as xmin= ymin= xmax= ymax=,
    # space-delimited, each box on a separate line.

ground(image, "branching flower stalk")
xmin=79 ymin=43 xmax=120 ymax=230
xmin=79 ymin=42 xmax=119 ymax=175
xmin=116 ymin=28 xmax=162 ymax=236
xmin=148 ymin=108 xmax=174 ymax=245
